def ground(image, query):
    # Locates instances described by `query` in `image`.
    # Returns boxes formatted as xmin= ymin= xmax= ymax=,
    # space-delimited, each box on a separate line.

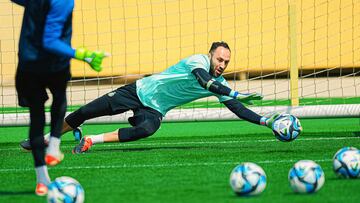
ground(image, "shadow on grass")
xmin=229 ymin=194 xmax=263 ymax=199
xmin=327 ymin=176 xmax=360 ymax=181
xmin=283 ymin=191 xmax=320 ymax=196
xmin=0 ymin=190 xmax=33 ymax=196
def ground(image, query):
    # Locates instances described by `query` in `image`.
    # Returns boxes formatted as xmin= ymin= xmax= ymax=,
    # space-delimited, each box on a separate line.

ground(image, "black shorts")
xmin=15 ymin=68 xmax=70 ymax=107
xmin=107 ymin=82 xmax=163 ymax=121
xmin=65 ymin=82 xmax=163 ymax=128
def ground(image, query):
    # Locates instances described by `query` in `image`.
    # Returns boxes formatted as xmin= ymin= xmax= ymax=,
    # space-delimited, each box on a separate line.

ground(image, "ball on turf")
xmin=47 ymin=176 xmax=85 ymax=203
xmin=333 ymin=146 xmax=360 ymax=178
xmin=272 ymin=114 xmax=302 ymax=142
xmin=229 ymin=162 xmax=266 ymax=196
xmin=288 ymin=160 xmax=325 ymax=193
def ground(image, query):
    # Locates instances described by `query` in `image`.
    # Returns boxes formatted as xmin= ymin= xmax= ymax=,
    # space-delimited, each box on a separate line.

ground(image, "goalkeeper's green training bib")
xmin=136 ymin=54 xmax=232 ymax=116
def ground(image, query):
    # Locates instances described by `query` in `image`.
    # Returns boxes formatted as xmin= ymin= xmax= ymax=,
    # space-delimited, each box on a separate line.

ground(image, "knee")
xmin=132 ymin=120 xmax=160 ymax=140
xmin=138 ymin=120 xmax=159 ymax=137
xmin=65 ymin=108 xmax=85 ymax=129
xmin=119 ymin=119 xmax=160 ymax=142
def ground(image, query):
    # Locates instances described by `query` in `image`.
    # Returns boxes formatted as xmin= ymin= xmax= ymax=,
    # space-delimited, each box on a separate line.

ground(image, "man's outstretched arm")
xmin=192 ymin=68 xmax=263 ymax=105
xmin=223 ymin=99 xmax=279 ymax=128
xmin=223 ymin=99 xmax=263 ymax=125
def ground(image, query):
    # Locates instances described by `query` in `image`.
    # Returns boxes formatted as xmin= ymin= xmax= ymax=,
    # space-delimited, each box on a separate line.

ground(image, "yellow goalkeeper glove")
xmin=75 ymin=48 xmax=109 ymax=72
xmin=264 ymin=113 xmax=281 ymax=129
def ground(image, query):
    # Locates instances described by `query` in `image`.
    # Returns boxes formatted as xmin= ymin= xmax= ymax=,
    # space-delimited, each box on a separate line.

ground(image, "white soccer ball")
xmin=272 ymin=114 xmax=302 ymax=142
xmin=288 ymin=160 xmax=325 ymax=193
xmin=333 ymin=146 xmax=360 ymax=178
xmin=229 ymin=162 xmax=267 ymax=196
xmin=47 ymin=176 xmax=85 ymax=203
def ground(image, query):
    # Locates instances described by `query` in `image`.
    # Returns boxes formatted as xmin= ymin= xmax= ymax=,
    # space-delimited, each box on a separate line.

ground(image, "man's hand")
xmin=265 ymin=113 xmax=281 ymax=129
xmin=236 ymin=92 xmax=263 ymax=105
xmin=75 ymin=48 xmax=109 ymax=72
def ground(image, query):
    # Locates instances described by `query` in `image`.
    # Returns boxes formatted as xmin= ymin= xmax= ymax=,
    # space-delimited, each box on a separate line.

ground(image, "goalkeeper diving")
xmin=20 ymin=41 xmax=279 ymax=154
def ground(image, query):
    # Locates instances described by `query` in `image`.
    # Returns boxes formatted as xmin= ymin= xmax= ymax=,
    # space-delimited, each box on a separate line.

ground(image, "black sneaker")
xmin=19 ymin=139 xmax=32 ymax=151
xmin=19 ymin=138 xmax=49 ymax=151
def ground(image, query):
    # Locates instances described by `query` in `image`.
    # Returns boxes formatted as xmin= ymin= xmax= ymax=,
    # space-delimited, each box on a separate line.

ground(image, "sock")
xmin=260 ymin=116 xmax=268 ymax=126
xmin=44 ymin=133 xmax=50 ymax=143
xmin=90 ymin=133 xmax=104 ymax=144
xmin=35 ymin=165 xmax=50 ymax=185
xmin=46 ymin=137 xmax=61 ymax=156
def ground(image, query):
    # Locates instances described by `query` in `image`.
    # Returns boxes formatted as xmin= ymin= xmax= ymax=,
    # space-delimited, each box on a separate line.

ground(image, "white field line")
xmin=0 ymin=158 xmax=333 ymax=173
xmin=0 ymin=136 xmax=359 ymax=152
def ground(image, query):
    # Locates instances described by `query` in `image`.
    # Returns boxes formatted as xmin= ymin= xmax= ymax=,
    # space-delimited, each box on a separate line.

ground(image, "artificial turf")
xmin=0 ymin=117 xmax=359 ymax=203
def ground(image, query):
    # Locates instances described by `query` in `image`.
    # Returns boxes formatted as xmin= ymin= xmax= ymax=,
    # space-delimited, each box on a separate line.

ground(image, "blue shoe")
xmin=73 ymin=127 xmax=82 ymax=141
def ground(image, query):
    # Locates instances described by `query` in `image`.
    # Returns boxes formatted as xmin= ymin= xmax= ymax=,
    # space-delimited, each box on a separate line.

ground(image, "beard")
xmin=209 ymin=66 xmax=215 ymax=77
xmin=209 ymin=56 xmax=218 ymax=77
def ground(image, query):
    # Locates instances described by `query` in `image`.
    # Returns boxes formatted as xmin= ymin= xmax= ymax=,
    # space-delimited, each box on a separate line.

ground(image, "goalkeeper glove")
xmin=75 ymin=48 xmax=109 ymax=72
xmin=235 ymin=92 xmax=263 ymax=105
xmin=261 ymin=113 xmax=281 ymax=129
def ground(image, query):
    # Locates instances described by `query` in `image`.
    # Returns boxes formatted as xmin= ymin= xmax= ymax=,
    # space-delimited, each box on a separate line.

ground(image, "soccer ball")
xmin=47 ymin=176 xmax=85 ymax=203
xmin=229 ymin=162 xmax=267 ymax=196
xmin=333 ymin=146 xmax=360 ymax=178
xmin=272 ymin=114 xmax=302 ymax=142
xmin=288 ymin=160 xmax=325 ymax=193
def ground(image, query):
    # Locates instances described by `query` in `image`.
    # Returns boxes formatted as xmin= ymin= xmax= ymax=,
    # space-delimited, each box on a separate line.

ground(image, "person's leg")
xmin=66 ymin=82 xmax=139 ymax=135
xmin=73 ymin=108 xmax=162 ymax=153
xmin=49 ymin=81 xmax=67 ymax=139
xmin=19 ymin=90 xmax=115 ymax=151
xmin=118 ymin=109 xmax=162 ymax=142
xmin=29 ymin=100 xmax=50 ymax=181
xmin=45 ymin=70 xmax=69 ymax=165
xmin=16 ymin=70 xmax=50 ymax=195
xmin=29 ymin=100 xmax=51 ymax=195
xmin=64 ymin=94 xmax=115 ymax=130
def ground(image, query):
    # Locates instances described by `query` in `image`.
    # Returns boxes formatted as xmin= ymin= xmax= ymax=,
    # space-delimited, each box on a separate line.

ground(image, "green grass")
xmin=1 ymin=97 xmax=359 ymax=113
xmin=0 ymin=118 xmax=359 ymax=203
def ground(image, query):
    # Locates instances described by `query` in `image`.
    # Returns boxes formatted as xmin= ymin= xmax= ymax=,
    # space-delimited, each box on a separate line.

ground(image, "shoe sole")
xmin=45 ymin=154 xmax=64 ymax=166
xmin=35 ymin=184 xmax=48 ymax=196
xmin=19 ymin=142 xmax=49 ymax=152
xmin=72 ymin=149 xmax=87 ymax=154
xmin=35 ymin=191 xmax=48 ymax=196
xmin=20 ymin=147 xmax=32 ymax=152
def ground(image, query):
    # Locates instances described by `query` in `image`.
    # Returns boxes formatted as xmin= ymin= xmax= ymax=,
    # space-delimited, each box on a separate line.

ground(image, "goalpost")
xmin=0 ymin=0 xmax=359 ymax=125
